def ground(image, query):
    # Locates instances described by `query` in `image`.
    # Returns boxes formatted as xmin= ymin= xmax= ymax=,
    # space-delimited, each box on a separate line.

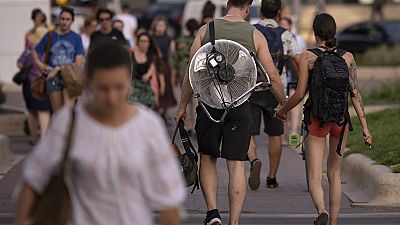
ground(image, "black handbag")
xmin=171 ymin=120 xmax=199 ymax=193
xmin=13 ymin=66 xmax=31 ymax=85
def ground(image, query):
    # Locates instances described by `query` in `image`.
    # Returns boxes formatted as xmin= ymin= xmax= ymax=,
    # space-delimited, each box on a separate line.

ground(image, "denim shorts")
xmin=46 ymin=73 xmax=63 ymax=93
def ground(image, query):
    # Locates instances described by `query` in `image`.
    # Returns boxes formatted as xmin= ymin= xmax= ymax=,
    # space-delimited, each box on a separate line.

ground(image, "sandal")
xmin=314 ymin=211 xmax=329 ymax=225
xmin=289 ymin=133 xmax=301 ymax=148
xmin=248 ymin=158 xmax=262 ymax=191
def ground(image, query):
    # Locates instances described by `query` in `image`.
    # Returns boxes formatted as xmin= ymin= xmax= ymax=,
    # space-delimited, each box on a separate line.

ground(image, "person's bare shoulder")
xmin=253 ymin=29 xmax=267 ymax=51
xmin=343 ymin=51 xmax=355 ymax=67
xmin=197 ymin=24 xmax=208 ymax=41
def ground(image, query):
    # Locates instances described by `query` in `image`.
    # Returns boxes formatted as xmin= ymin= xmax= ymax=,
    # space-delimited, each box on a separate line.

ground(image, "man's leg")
xmin=227 ymin=160 xmax=247 ymax=225
xmin=200 ymin=154 xmax=219 ymax=211
xmin=247 ymin=136 xmax=257 ymax=161
xmin=263 ymin=101 xmax=284 ymax=188
xmin=267 ymin=135 xmax=282 ymax=178
xmin=247 ymin=102 xmax=262 ymax=190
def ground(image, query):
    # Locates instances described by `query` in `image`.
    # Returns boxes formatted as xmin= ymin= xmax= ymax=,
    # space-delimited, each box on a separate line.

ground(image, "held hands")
xmin=46 ymin=66 xmax=61 ymax=80
xmin=38 ymin=63 xmax=52 ymax=75
xmin=274 ymin=105 xmax=288 ymax=122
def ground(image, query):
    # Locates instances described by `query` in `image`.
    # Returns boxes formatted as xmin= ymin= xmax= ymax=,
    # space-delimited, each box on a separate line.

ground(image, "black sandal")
xmin=248 ymin=158 xmax=262 ymax=191
xmin=314 ymin=212 xmax=329 ymax=225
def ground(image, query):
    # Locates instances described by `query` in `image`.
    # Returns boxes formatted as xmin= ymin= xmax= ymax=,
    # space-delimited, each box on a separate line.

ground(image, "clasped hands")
xmin=274 ymin=105 xmax=288 ymax=122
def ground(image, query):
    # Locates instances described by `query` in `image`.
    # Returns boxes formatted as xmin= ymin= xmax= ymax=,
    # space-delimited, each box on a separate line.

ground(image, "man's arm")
xmin=254 ymin=30 xmax=286 ymax=105
xmin=175 ymin=25 xmax=207 ymax=121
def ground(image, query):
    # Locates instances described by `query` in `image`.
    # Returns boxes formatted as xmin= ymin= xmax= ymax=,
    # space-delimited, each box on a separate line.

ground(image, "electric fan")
xmin=189 ymin=39 xmax=272 ymax=123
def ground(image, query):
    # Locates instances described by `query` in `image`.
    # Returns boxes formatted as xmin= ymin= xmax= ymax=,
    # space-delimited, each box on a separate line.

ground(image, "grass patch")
xmin=346 ymin=108 xmax=400 ymax=173
xmin=393 ymin=165 xmax=400 ymax=173
xmin=363 ymin=80 xmax=400 ymax=105
xmin=355 ymin=45 xmax=400 ymax=66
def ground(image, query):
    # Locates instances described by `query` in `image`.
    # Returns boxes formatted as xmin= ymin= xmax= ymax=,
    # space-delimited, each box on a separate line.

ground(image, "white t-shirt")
xmin=80 ymin=33 xmax=90 ymax=54
xmin=23 ymin=104 xmax=186 ymax=225
xmin=115 ymin=13 xmax=138 ymax=46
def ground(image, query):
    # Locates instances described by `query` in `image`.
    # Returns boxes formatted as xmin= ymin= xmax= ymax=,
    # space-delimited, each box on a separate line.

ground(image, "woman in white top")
xmin=15 ymin=41 xmax=186 ymax=225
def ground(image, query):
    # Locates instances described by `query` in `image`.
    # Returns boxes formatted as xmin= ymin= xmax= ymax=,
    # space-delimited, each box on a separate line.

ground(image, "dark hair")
xmin=137 ymin=32 xmax=157 ymax=58
xmin=281 ymin=17 xmax=292 ymax=26
xmin=313 ymin=13 xmax=337 ymax=48
xmin=202 ymin=1 xmax=216 ymax=19
xmin=227 ymin=0 xmax=253 ymax=7
xmin=260 ymin=0 xmax=281 ymax=19
xmin=96 ymin=8 xmax=114 ymax=21
xmin=31 ymin=8 xmax=43 ymax=21
xmin=186 ymin=19 xmax=200 ymax=37
xmin=86 ymin=41 xmax=132 ymax=80
xmin=60 ymin=7 xmax=75 ymax=21
xmin=122 ymin=3 xmax=130 ymax=11
xmin=112 ymin=19 xmax=124 ymax=26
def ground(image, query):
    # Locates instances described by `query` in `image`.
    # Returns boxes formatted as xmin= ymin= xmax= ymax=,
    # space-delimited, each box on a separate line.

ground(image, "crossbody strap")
xmin=44 ymin=31 xmax=54 ymax=64
xmin=60 ymin=103 xmax=77 ymax=175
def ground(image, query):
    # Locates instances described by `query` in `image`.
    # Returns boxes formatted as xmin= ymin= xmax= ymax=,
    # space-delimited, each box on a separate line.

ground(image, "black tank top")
xmin=132 ymin=52 xmax=152 ymax=80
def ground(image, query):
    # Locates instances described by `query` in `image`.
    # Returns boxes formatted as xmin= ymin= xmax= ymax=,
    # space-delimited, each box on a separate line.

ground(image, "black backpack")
xmin=253 ymin=24 xmax=287 ymax=75
xmin=303 ymin=47 xmax=353 ymax=155
xmin=172 ymin=120 xmax=199 ymax=193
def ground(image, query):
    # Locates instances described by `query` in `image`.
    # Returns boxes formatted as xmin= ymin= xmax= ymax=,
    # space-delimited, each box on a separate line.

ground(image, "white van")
xmin=182 ymin=0 xmax=261 ymax=33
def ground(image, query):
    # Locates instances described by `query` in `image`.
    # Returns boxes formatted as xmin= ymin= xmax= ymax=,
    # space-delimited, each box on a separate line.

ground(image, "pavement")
xmin=0 ymin=91 xmax=400 ymax=224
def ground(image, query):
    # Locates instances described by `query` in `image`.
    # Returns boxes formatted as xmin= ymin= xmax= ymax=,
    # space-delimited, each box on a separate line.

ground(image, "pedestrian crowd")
xmin=13 ymin=1 xmax=373 ymax=225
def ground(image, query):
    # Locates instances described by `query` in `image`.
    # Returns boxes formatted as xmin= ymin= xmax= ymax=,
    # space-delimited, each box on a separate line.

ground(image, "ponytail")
xmin=325 ymin=37 xmax=337 ymax=48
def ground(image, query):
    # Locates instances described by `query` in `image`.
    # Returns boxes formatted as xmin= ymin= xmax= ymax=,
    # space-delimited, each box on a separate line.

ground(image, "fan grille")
xmin=189 ymin=39 xmax=257 ymax=109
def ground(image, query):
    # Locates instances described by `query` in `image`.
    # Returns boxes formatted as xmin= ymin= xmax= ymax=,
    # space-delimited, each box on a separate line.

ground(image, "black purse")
xmin=171 ymin=120 xmax=199 ymax=193
xmin=13 ymin=66 xmax=31 ymax=85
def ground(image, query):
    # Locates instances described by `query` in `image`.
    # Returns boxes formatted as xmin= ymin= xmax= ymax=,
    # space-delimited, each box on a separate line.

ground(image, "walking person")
xmin=280 ymin=16 xmax=306 ymax=149
xmin=151 ymin=16 xmax=177 ymax=120
xmin=90 ymin=8 xmax=128 ymax=50
xmin=173 ymin=19 xmax=200 ymax=133
xmin=115 ymin=3 xmax=138 ymax=46
xmin=18 ymin=9 xmax=52 ymax=144
xmin=247 ymin=0 xmax=301 ymax=191
xmin=128 ymin=33 xmax=158 ymax=109
xmin=15 ymin=41 xmax=186 ymax=225
xmin=371 ymin=0 xmax=387 ymax=21
xmin=80 ymin=16 xmax=97 ymax=54
xmin=32 ymin=7 xmax=84 ymax=113
xmin=175 ymin=1 xmax=287 ymax=224
xmin=275 ymin=13 xmax=372 ymax=225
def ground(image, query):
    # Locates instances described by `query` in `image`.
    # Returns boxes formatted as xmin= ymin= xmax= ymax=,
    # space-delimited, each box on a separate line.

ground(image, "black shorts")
xmin=249 ymin=91 xmax=284 ymax=137
xmin=195 ymin=102 xmax=251 ymax=161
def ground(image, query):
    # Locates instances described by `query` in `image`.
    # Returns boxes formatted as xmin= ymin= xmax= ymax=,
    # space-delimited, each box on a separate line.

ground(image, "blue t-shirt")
xmin=36 ymin=31 xmax=84 ymax=68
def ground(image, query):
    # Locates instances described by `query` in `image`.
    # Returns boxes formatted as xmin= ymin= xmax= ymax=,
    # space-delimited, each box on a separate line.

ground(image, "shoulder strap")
xmin=336 ymin=48 xmax=347 ymax=57
xmin=275 ymin=26 xmax=287 ymax=36
xmin=308 ymin=48 xmax=324 ymax=57
xmin=44 ymin=32 xmax=54 ymax=64
xmin=172 ymin=120 xmax=198 ymax=162
xmin=60 ymin=103 xmax=77 ymax=175
xmin=208 ymin=20 xmax=216 ymax=48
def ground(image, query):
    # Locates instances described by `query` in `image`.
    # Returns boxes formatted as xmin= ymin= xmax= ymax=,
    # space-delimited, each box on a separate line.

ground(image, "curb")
xmin=0 ymin=114 xmax=25 ymax=135
xmin=0 ymin=135 xmax=24 ymax=180
xmin=342 ymin=154 xmax=400 ymax=207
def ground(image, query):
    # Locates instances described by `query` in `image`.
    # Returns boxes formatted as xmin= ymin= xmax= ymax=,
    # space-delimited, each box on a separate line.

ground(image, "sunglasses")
xmin=99 ymin=17 xmax=111 ymax=22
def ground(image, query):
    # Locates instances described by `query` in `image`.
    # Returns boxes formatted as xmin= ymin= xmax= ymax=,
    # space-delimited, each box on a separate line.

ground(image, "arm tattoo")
xmin=349 ymin=58 xmax=365 ymax=117
xmin=349 ymin=58 xmax=359 ymax=90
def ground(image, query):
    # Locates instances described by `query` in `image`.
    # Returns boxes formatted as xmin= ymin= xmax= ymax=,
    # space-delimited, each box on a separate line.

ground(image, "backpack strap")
xmin=336 ymin=49 xmax=347 ymax=56
xmin=208 ymin=20 xmax=216 ymax=51
xmin=308 ymin=48 xmax=324 ymax=57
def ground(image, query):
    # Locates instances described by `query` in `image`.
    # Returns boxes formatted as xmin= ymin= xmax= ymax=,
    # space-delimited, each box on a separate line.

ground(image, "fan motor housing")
xmin=218 ymin=64 xmax=235 ymax=83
